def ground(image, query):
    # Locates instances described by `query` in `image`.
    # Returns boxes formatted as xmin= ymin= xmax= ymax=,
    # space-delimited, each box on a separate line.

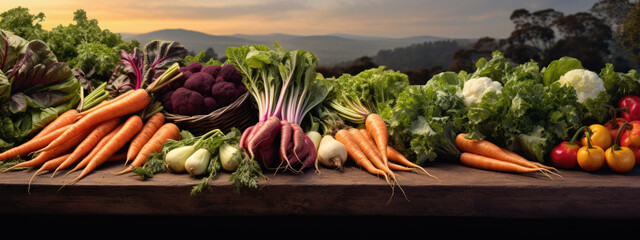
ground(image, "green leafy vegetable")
xmin=379 ymin=71 xmax=467 ymax=165
xmin=0 ymin=29 xmax=80 ymax=151
xmin=541 ymin=56 xmax=584 ymax=86
xmin=325 ymin=66 xmax=410 ymax=125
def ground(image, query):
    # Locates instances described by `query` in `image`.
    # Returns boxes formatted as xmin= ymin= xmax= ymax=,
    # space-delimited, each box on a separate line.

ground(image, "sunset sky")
xmin=2 ymin=0 xmax=599 ymax=39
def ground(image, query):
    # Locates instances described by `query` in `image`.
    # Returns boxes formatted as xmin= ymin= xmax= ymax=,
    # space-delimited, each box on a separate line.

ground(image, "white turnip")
xmin=315 ymin=135 xmax=347 ymax=171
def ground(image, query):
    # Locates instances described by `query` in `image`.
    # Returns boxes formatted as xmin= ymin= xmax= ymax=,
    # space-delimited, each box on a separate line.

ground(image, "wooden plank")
xmin=1 ymin=161 xmax=640 ymax=218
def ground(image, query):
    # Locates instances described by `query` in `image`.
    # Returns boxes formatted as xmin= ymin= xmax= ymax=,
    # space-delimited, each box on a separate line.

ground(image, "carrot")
xmin=0 ymin=124 xmax=72 ymax=162
xmin=63 ymin=123 xmax=124 ymax=176
xmin=27 ymin=153 xmax=71 ymax=193
xmin=500 ymin=147 xmax=558 ymax=172
xmin=42 ymin=88 xmax=150 ymax=152
xmin=359 ymin=128 xmax=384 ymax=159
xmin=32 ymin=109 xmax=79 ymax=139
xmin=126 ymin=112 xmax=165 ymax=164
xmin=334 ymin=128 xmax=389 ymax=182
xmin=36 ymin=152 xmax=124 ymax=179
xmin=66 ymin=115 xmax=143 ymax=185
xmin=365 ymin=113 xmax=389 ymax=170
xmin=51 ymin=117 xmax=122 ymax=177
xmin=348 ymin=128 xmax=395 ymax=180
xmin=115 ymin=122 xmax=180 ymax=175
xmin=76 ymin=89 xmax=134 ymax=118
xmin=459 ymin=152 xmax=543 ymax=173
xmin=387 ymin=161 xmax=413 ymax=171
xmin=387 ymin=145 xmax=439 ymax=179
xmin=34 ymin=153 xmax=71 ymax=176
xmin=0 ymin=129 xmax=90 ymax=173
xmin=455 ymin=133 xmax=544 ymax=170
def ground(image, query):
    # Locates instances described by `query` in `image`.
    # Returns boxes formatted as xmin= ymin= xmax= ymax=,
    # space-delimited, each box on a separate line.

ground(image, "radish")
xmin=227 ymin=43 xmax=332 ymax=190
xmin=279 ymin=120 xmax=293 ymax=167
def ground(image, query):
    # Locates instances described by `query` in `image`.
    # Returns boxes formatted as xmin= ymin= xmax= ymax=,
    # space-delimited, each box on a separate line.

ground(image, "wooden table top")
xmin=1 ymin=160 xmax=640 ymax=219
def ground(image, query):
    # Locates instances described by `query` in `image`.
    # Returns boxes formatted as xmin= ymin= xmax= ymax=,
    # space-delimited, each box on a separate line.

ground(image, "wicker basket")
xmin=163 ymin=92 xmax=257 ymax=135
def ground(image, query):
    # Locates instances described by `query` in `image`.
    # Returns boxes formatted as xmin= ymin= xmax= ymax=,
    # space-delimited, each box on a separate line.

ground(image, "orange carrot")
xmin=459 ymin=152 xmax=543 ymax=173
xmin=334 ymin=128 xmax=389 ymax=182
xmin=500 ymin=147 xmax=558 ymax=172
xmin=359 ymin=128 xmax=383 ymax=159
xmin=32 ymin=109 xmax=79 ymax=139
xmin=349 ymin=128 xmax=395 ymax=180
xmin=27 ymin=153 xmax=72 ymax=193
xmin=42 ymin=88 xmax=150 ymax=152
xmin=34 ymin=153 xmax=71 ymax=176
xmin=76 ymin=89 xmax=133 ymax=118
xmin=52 ymin=117 xmax=121 ymax=176
xmin=62 ymin=123 xmax=124 ymax=176
xmin=116 ymin=122 xmax=180 ymax=175
xmin=66 ymin=115 xmax=143 ymax=184
xmin=386 ymin=145 xmax=438 ymax=179
xmin=0 ymin=124 xmax=72 ymax=162
xmin=1 ymin=129 xmax=90 ymax=173
xmin=365 ymin=113 xmax=389 ymax=169
xmin=455 ymin=133 xmax=544 ymax=170
xmin=125 ymin=112 xmax=165 ymax=164
xmin=387 ymin=162 xmax=413 ymax=171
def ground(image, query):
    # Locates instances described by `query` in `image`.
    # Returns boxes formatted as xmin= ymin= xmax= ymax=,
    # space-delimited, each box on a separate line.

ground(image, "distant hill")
xmin=120 ymin=28 xmax=474 ymax=66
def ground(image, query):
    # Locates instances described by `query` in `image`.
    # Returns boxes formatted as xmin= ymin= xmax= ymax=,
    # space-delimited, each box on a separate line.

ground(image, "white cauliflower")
xmin=556 ymin=69 xmax=606 ymax=103
xmin=462 ymin=77 xmax=503 ymax=106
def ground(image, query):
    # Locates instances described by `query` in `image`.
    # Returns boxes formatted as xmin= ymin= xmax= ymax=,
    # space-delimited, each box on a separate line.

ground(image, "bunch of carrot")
xmin=454 ymin=133 xmax=560 ymax=178
xmin=0 ymin=88 xmax=181 ymax=187
xmin=333 ymin=113 xmax=438 ymax=184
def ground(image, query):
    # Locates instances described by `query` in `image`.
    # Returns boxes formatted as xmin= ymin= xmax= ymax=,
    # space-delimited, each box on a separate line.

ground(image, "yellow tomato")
xmin=605 ymin=146 xmax=636 ymax=173
xmin=581 ymin=124 xmax=612 ymax=149
xmin=577 ymin=145 xmax=606 ymax=172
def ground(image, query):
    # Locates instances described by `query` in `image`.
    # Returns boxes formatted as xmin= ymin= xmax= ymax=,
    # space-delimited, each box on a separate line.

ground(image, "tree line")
xmin=2 ymin=0 xmax=639 ymax=86
xmin=318 ymin=0 xmax=640 ymax=85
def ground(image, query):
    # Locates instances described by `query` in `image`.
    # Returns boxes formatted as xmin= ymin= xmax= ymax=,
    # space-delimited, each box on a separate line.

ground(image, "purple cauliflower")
xmin=219 ymin=64 xmax=243 ymax=85
xmin=211 ymin=81 xmax=242 ymax=106
xmin=237 ymin=84 xmax=247 ymax=94
xmin=201 ymin=65 xmax=221 ymax=78
xmin=171 ymin=87 xmax=204 ymax=116
xmin=203 ymin=97 xmax=219 ymax=113
xmin=187 ymin=62 xmax=202 ymax=73
xmin=184 ymin=72 xmax=215 ymax=97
